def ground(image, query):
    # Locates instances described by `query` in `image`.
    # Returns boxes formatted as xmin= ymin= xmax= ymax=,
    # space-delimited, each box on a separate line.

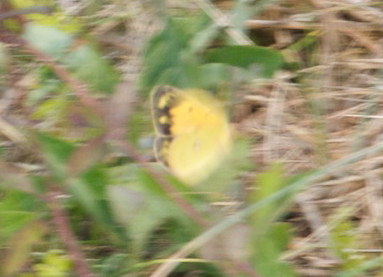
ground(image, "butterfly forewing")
xmin=151 ymin=85 xmax=232 ymax=185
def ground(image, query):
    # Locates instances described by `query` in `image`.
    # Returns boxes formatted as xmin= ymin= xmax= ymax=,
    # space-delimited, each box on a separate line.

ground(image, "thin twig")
xmin=0 ymin=6 xmax=53 ymax=21
xmin=44 ymin=189 xmax=97 ymax=277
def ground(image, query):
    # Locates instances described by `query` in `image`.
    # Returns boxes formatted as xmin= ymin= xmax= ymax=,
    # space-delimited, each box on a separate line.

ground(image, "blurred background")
xmin=1 ymin=0 xmax=383 ymax=276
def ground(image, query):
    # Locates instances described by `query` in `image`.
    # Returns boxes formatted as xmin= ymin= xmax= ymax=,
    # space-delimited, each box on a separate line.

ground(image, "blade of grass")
xmin=231 ymin=0 xmax=276 ymax=31
xmin=192 ymin=0 xmax=252 ymax=45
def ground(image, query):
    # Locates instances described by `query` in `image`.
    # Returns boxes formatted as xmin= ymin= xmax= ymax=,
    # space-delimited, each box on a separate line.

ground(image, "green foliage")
xmin=107 ymin=165 xmax=197 ymax=258
xmin=64 ymin=44 xmax=120 ymax=94
xmin=329 ymin=208 xmax=368 ymax=273
xmin=37 ymin=132 xmax=75 ymax=179
xmin=37 ymin=133 xmax=124 ymax=240
xmin=249 ymin=164 xmax=297 ymax=276
xmin=96 ymin=253 xmax=130 ymax=277
xmin=22 ymin=22 xmax=119 ymax=137
xmin=28 ymin=71 xmax=105 ymax=139
xmin=250 ymin=223 xmax=297 ymax=277
xmin=205 ymin=45 xmax=284 ymax=78
xmin=284 ymin=30 xmax=321 ymax=68
xmin=24 ymin=24 xmax=73 ymax=58
xmin=31 ymin=90 xmax=69 ymax=123
xmin=27 ymin=76 xmax=63 ymax=106
xmin=0 ymin=190 xmax=40 ymax=243
xmin=329 ymin=208 xmax=383 ymax=276
xmin=17 ymin=249 xmax=72 ymax=277
xmin=250 ymin=164 xmax=294 ymax=232
xmin=140 ymin=16 xmax=283 ymax=94
xmin=139 ymin=16 xmax=210 ymax=93
xmin=32 ymin=250 xmax=72 ymax=277
xmin=23 ymin=23 xmax=119 ymax=94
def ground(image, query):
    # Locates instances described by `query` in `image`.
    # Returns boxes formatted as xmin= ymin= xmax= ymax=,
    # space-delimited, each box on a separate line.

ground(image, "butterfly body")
xmin=151 ymin=86 xmax=231 ymax=185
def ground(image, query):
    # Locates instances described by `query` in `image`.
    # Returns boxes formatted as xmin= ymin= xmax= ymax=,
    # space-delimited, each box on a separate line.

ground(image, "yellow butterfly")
xmin=151 ymin=86 xmax=232 ymax=185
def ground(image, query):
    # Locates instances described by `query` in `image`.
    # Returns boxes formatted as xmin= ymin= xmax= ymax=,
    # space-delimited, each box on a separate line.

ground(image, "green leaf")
xmin=198 ymin=63 xmax=231 ymax=89
xmin=108 ymin=183 xmax=184 ymax=256
xmin=64 ymin=45 xmax=120 ymax=94
xmin=27 ymin=78 xmax=63 ymax=106
xmin=37 ymin=132 xmax=75 ymax=180
xmin=31 ymin=93 xmax=68 ymax=121
xmin=250 ymin=163 xmax=293 ymax=233
xmin=140 ymin=21 xmax=189 ymax=92
xmin=37 ymin=133 xmax=122 ymax=238
xmin=248 ymin=165 xmax=298 ymax=276
xmin=139 ymin=16 xmax=211 ymax=94
xmin=205 ymin=45 xmax=283 ymax=78
xmin=24 ymin=24 xmax=119 ymax=94
xmin=23 ymin=23 xmax=73 ymax=59
xmin=0 ymin=190 xmax=40 ymax=244
xmin=98 ymin=253 xmax=129 ymax=277
xmin=68 ymin=167 xmax=124 ymax=239
xmin=151 ymin=55 xmax=203 ymax=90
xmin=107 ymin=165 xmax=198 ymax=256
xmin=189 ymin=23 xmax=220 ymax=54
xmin=250 ymin=223 xmax=297 ymax=277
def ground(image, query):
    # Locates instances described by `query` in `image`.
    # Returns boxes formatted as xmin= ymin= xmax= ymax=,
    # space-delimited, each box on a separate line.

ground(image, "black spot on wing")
xmin=151 ymin=86 xmax=179 ymax=136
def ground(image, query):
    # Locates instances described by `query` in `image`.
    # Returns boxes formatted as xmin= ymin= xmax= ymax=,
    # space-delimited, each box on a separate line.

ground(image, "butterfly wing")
xmin=151 ymin=86 xmax=231 ymax=184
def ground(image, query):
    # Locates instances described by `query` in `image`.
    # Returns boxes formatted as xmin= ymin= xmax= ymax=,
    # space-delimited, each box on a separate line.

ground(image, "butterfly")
xmin=151 ymin=86 xmax=232 ymax=185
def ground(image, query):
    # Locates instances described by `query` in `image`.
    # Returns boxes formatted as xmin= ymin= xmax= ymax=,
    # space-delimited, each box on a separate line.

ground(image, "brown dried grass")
xmin=234 ymin=0 xmax=383 ymax=275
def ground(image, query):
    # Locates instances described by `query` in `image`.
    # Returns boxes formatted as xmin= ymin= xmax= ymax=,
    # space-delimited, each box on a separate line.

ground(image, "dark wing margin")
xmin=151 ymin=85 xmax=179 ymax=168
xmin=150 ymin=85 xmax=179 ymax=136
